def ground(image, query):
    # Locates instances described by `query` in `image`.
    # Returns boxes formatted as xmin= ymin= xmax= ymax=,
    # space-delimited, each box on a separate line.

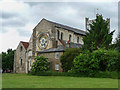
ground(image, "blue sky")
xmin=0 ymin=0 xmax=119 ymax=52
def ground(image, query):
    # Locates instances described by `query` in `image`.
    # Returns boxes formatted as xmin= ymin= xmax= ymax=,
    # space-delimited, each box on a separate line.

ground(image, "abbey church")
xmin=14 ymin=18 xmax=110 ymax=73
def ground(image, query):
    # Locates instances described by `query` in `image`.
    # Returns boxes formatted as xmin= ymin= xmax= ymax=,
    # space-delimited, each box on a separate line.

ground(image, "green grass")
xmin=2 ymin=73 xmax=118 ymax=88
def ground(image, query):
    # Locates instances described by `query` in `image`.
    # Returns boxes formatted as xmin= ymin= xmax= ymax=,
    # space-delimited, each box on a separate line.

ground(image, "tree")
xmin=118 ymin=31 xmax=120 ymax=40
xmin=31 ymin=56 xmax=50 ymax=73
xmin=7 ymin=49 xmax=14 ymax=71
xmin=2 ymin=49 xmax=14 ymax=72
xmin=72 ymin=49 xmax=120 ymax=76
xmin=1 ymin=52 xmax=7 ymax=72
xmin=109 ymin=32 xmax=120 ymax=51
xmin=60 ymin=48 xmax=81 ymax=72
xmin=114 ymin=32 xmax=120 ymax=52
xmin=83 ymin=14 xmax=115 ymax=52
xmin=72 ymin=50 xmax=100 ymax=75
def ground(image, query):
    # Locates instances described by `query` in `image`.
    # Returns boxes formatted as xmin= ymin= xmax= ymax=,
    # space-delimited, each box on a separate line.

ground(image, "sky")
xmin=0 ymin=0 xmax=119 ymax=53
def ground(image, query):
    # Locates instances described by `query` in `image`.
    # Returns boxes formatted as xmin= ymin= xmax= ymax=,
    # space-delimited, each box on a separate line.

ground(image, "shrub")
xmin=92 ymin=49 xmax=107 ymax=71
xmin=29 ymin=70 xmax=120 ymax=79
xmin=30 ymin=70 xmax=87 ymax=77
xmin=31 ymin=56 xmax=50 ymax=73
xmin=72 ymin=48 xmax=120 ymax=76
xmin=92 ymin=49 xmax=120 ymax=72
xmin=105 ymin=50 xmax=120 ymax=71
xmin=60 ymin=48 xmax=81 ymax=72
xmin=94 ymin=71 xmax=119 ymax=79
xmin=72 ymin=50 xmax=100 ymax=76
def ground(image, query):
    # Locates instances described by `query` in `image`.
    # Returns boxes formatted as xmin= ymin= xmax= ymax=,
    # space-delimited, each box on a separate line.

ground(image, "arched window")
xmin=21 ymin=59 xmax=22 ymax=65
xmin=20 ymin=46 xmax=22 ymax=51
xmin=61 ymin=32 xmax=63 ymax=40
xmin=69 ymin=34 xmax=71 ymax=42
xmin=57 ymin=30 xmax=59 ymax=39
xmin=77 ymin=37 xmax=79 ymax=43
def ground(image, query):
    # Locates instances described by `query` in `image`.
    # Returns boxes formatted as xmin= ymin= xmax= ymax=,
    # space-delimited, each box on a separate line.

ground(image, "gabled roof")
xmin=20 ymin=41 xmax=29 ymax=50
xmin=37 ymin=40 xmax=82 ymax=53
xmin=37 ymin=47 xmax=65 ymax=53
xmin=44 ymin=18 xmax=86 ymax=36
xmin=58 ymin=39 xmax=83 ymax=48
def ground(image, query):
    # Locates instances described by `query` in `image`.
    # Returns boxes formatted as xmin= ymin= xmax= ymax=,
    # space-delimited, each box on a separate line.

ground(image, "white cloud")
xmin=0 ymin=0 xmax=29 ymax=12
xmin=61 ymin=7 xmax=77 ymax=15
xmin=0 ymin=29 xmax=29 ymax=52
xmin=0 ymin=1 xmax=119 ymax=52
xmin=14 ymin=0 xmax=119 ymax=2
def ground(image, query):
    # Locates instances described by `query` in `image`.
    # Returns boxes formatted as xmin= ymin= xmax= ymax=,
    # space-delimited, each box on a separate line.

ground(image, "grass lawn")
xmin=2 ymin=73 xmax=118 ymax=88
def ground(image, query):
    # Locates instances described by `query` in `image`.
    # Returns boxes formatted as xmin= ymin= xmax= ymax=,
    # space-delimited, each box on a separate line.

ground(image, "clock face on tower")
xmin=38 ymin=34 xmax=48 ymax=49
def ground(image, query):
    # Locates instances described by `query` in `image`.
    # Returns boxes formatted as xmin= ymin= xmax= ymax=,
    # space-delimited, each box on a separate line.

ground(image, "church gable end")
xmin=14 ymin=18 xmax=87 ymax=73
xmin=33 ymin=19 xmax=56 ymax=53
xmin=14 ymin=41 xmax=28 ymax=73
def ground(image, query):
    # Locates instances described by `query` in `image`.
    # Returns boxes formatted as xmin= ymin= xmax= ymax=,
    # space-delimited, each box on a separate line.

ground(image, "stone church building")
xmin=14 ymin=18 xmax=87 ymax=73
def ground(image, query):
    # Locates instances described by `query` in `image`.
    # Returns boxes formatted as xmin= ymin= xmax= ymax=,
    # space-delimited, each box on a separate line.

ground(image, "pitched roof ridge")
xmin=20 ymin=41 xmax=29 ymax=50
xmin=20 ymin=41 xmax=29 ymax=43
xmin=45 ymin=19 xmax=86 ymax=33
xmin=33 ymin=18 xmax=86 ymax=35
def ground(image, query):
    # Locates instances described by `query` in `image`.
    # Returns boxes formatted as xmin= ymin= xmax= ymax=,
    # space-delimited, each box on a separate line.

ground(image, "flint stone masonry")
xmin=14 ymin=18 xmax=86 ymax=73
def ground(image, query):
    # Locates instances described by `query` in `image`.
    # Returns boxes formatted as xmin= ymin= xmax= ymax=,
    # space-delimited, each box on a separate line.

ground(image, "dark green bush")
xmin=30 ymin=70 xmax=74 ymax=76
xmin=30 ymin=70 xmax=88 ymax=77
xmin=92 ymin=49 xmax=107 ymax=71
xmin=105 ymin=50 xmax=120 ymax=71
xmin=31 ymin=56 xmax=50 ymax=73
xmin=29 ymin=70 xmax=119 ymax=79
xmin=30 ymin=70 xmax=62 ymax=76
xmin=72 ymin=50 xmax=100 ymax=76
xmin=94 ymin=71 xmax=120 ymax=79
xmin=60 ymin=48 xmax=81 ymax=72
xmin=72 ymin=48 xmax=120 ymax=76
xmin=92 ymin=49 xmax=120 ymax=72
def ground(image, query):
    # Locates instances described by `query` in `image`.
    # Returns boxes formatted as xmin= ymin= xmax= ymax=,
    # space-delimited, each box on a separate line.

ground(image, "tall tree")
xmin=1 ymin=52 xmax=7 ymax=72
xmin=114 ymin=32 xmax=120 ymax=52
xmin=83 ymin=14 xmax=115 ymax=52
xmin=60 ymin=48 xmax=80 ymax=72
xmin=2 ymin=49 xmax=14 ymax=72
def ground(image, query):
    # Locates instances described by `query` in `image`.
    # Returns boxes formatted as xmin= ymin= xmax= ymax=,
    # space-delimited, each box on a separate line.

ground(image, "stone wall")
xmin=35 ymin=19 xmax=54 ymax=52
xmin=38 ymin=52 xmax=64 ymax=72
xmin=14 ymin=18 xmax=85 ymax=73
xmin=14 ymin=42 xmax=27 ymax=73
xmin=55 ymin=27 xmax=84 ymax=45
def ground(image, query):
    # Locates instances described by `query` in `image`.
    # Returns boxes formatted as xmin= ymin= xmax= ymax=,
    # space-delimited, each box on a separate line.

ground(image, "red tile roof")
xmin=21 ymin=41 xmax=29 ymax=50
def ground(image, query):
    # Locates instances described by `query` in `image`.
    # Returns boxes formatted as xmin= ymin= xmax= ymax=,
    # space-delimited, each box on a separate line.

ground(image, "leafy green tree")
xmin=114 ymin=32 xmax=120 ymax=52
xmin=31 ymin=56 xmax=50 ymax=73
xmin=72 ymin=50 xmax=100 ymax=76
xmin=7 ymin=49 xmax=14 ymax=71
xmin=83 ymin=14 xmax=115 ymax=52
xmin=105 ymin=50 xmax=120 ymax=71
xmin=60 ymin=48 xmax=81 ymax=72
xmin=2 ymin=49 xmax=14 ymax=72
xmin=1 ymin=52 xmax=7 ymax=72
xmin=72 ymin=49 xmax=120 ymax=76
xmin=109 ymin=32 xmax=120 ymax=51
